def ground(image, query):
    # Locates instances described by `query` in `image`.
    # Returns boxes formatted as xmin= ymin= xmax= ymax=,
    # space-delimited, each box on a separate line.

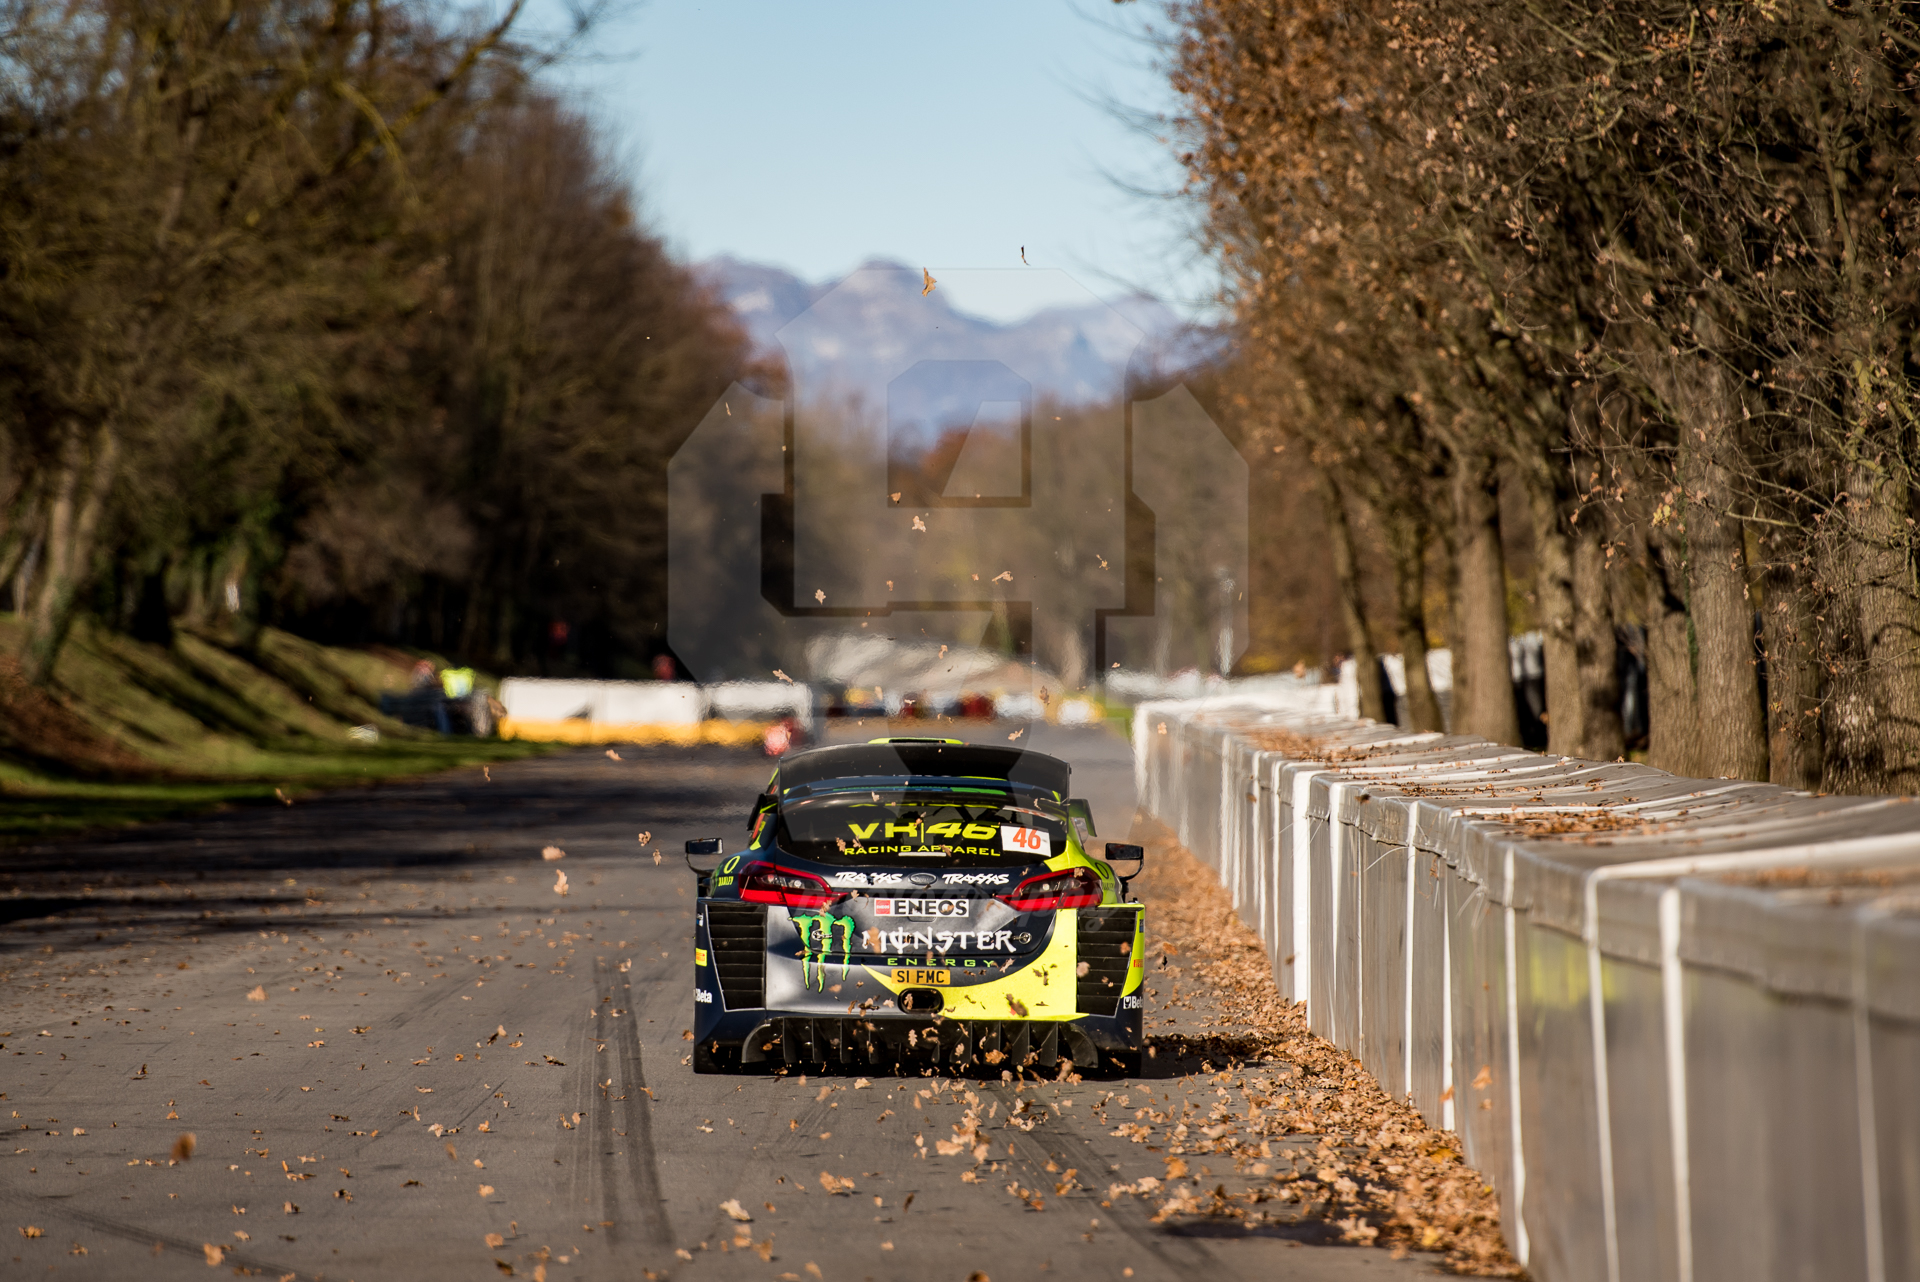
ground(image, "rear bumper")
xmin=720 ymin=1009 xmax=1139 ymax=1069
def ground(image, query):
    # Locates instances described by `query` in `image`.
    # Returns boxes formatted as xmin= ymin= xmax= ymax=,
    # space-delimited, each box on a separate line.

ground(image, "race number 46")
xmin=1000 ymin=826 xmax=1051 ymax=857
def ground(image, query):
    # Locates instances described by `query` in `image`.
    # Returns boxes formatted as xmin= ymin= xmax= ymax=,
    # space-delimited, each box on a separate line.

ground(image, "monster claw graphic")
xmin=794 ymin=911 xmax=855 ymax=990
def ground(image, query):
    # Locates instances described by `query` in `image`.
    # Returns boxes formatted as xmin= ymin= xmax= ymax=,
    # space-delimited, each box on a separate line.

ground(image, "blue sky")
xmin=527 ymin=0 xmax=1215 ymax=322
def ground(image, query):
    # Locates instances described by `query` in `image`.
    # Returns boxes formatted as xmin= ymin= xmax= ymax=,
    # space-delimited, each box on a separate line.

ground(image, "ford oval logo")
xmin=909 ymin=871 xmax=939 ymax=887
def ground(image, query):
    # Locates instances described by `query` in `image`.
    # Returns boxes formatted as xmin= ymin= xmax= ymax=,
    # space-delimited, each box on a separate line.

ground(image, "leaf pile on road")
xmin=1115 ymin=820 xmax=1521 ymax=1276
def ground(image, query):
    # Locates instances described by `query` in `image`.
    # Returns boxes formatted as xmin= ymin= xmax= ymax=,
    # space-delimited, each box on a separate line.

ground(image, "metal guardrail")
xmin=1132 ymin=695 xmax=1920 ymax=1282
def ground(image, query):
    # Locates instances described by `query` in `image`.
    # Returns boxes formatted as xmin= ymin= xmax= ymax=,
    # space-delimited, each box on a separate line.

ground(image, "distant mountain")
xmin=696 ymin=256 xmax=1224 ymax=437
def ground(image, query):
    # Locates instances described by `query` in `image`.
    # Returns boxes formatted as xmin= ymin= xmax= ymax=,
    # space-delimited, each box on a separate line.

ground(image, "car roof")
xmin=773 ymin=739 xmax=1071 ymax=797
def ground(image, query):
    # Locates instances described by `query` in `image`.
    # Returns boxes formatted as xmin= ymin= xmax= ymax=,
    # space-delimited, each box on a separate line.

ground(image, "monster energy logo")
xmin=793 ymin=911 xmax=855 ymax=990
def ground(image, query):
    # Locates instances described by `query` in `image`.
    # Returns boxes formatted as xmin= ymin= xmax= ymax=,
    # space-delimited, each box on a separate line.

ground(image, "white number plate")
xmin=1000 ymin=826 xmax=1051 ymax=857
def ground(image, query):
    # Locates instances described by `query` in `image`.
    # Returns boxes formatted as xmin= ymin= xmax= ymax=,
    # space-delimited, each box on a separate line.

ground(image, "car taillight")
xmin=997 ymin=866 xmax=1102 ymax=912
xmin=739 ymin=862 xmax=837 ymax=909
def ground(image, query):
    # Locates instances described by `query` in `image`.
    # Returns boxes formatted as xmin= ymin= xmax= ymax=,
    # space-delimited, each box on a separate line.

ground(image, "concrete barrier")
xmin=1133 ymin=694 xmax=1920 ymax=1282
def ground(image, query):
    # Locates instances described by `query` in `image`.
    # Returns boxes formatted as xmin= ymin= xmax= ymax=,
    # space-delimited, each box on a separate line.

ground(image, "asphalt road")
xmin=1 ymin=723 xmax=1438 ymax=1281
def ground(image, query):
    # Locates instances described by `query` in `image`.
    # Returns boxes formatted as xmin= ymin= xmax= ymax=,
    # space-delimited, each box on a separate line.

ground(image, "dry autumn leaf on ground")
xmin=1114 ymin=823 xmax=1519 ymax=1276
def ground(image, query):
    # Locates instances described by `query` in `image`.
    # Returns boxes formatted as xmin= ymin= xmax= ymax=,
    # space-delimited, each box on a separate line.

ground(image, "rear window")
xmin=772 ymin=788 xmax=1068 ymax=866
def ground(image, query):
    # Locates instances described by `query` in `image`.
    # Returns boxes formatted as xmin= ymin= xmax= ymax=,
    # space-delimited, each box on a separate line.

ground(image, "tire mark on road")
xmin=0 ymin=1185 xmax=300 ymax=1277
xmin=985 ymin=1080 xmax=1219 ymax=1281
xmin=563 ymin=956 xmax=671 ymax=1246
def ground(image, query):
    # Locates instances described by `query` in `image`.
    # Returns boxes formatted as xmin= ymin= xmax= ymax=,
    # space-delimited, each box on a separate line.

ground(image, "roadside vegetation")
xmin=0 ymin=619 xmax=543 ymax=839
xmin=1169 ymin=0 xmax=1920 ymax=792
xmin=0 ymin=0 xmax=760 ymax=709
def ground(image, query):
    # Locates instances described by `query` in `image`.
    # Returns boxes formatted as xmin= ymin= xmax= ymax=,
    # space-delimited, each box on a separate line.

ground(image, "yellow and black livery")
xmin=689 ymin=737 xmax=1145 ymax=1075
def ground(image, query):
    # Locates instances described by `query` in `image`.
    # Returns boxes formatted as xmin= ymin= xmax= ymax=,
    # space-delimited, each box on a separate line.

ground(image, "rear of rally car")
xmin=689 ymin=739 xmax=1145 ymax=1075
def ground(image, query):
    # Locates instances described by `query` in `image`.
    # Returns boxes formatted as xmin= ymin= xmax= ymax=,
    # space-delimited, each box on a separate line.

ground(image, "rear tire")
xmin=692 ymin=1041 xmax=738 ymax=1074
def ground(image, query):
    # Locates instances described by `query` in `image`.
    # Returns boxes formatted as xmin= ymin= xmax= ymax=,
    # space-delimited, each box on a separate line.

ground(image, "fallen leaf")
xmin=754 ymin=1240 xmax=774 ymax=1262
xmin=203 ymin=1244 xmax=225 ymax=1265
xmin=19 ymin=1227 xmax=43 ymax=1239
xmin=478 ymin=1184 xmax=495 ymax=1197
xmin=485 ymin=1233 xmax=505 ymax=1248
xmin=246 ymin=986 xmax=267 ymax=1002
xmin=805 ymin=1264 xmax=823 ymax=1280
xmin=720 ymin=1199 xmax=752 ymax=1222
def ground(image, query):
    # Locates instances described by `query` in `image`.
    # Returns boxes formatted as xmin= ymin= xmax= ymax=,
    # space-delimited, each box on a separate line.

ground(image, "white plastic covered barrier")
xmin=1133 ymin=695 xmax=1920 ymax=1282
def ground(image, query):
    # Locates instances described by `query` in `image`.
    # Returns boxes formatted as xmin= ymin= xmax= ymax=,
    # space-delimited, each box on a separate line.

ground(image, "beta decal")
xmin=1000 ymin=826 xmax=1051 ymax=857
xmin=695 ymin=988 xmax=715 ymax=1004
xmin=872 ymin=898 xmax=970 ymax=918
xmin=1120 ymin=994 xmax=1142 ymax=1010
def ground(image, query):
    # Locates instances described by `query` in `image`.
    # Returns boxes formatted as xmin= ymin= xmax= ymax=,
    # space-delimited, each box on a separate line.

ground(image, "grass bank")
xmin=0 ymin=617 xmax=547 ymax=839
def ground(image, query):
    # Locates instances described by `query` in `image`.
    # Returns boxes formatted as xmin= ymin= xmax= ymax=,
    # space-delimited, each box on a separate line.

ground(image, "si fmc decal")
xmin=1000 ymin=826 xmax=1051 ymax=857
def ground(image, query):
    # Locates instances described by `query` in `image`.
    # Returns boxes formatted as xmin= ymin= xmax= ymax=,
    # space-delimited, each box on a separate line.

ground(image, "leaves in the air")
xmin=817 ymin=1171 xmax=855 ymax=1195
xmin=605 ymin=749 xmax=621 ymax=761
xmin=921 ymin=267 xmax=937 ymax=295
xmin=720 ymin=1198 xmax=753 ymax=1221
xmin=247 ymin=986 xmax=267 ymax=1002
xmin=485 ymin=1233 xmax=505 ymax=1248
xmin=541 ymin=846 xmax=566 ymax=861
xmin=478 ymin=1184 xmax=495 ymax=1197
xmin=813 ymin=588 xmax=826 ymax=604
xmin=912 ymin=515 xmax=927 ymax=532
xmin=553 ymin=870 xmax=569 ymax=896
xmin=773 ymin=670 xmax=793 ymax=683
xmin=992 ymin=571 xmax=1012 ymax=583
xmin=203 ymin=1244 xmax=225 ymax=1265
xmin=172 ymin=1133 xmax=196 ymax=1162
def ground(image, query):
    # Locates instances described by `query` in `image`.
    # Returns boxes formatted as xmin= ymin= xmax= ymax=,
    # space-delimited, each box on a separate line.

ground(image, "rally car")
xmin=686 ymin=738 xmax=1145 ymax=1075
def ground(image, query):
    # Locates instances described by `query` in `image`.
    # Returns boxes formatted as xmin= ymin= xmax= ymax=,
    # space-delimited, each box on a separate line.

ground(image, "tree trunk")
xmin=1678 ymin=406 xmax=1768 ymax=781
xmin=1320 ymin=470 xmax=1385 ymax=723
xmin=22 ymin=421 xmax=121 ymax=685
xmin=1826 ymin=461 xmax=1920 ymax=793
xmin=1384 ymin=506 xmax=1444 ymax=732
xmin=1523 ymin=466 xmax=1581 ymax=756
xmin=1570 ymin=509 xmax=1625 ymax=761
xmin=1761 ymin=527 xmax=1823 ymax=791
xmin=1645 ymin=528 xmax=1701 ymax=778
xmin=1451 ymin=449 xmax=1521 ymax=744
